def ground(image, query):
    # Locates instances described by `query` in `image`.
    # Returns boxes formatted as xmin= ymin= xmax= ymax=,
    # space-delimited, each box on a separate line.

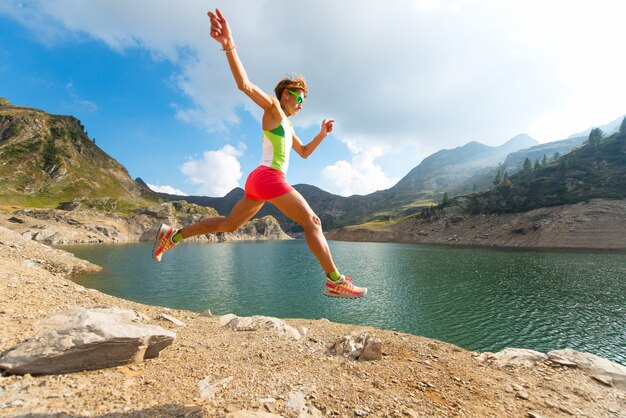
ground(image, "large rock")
xmin=219 ymin=314 xmax=302 ymax=340
xmin=328 ymin=331 xmax=382 ymax=361
xmin=548 ymin=349 xmax=626 ymax=389
xmin=477 ymin=348 xmax=548 ymax=367
xmin=0 ymin=307 xmax=175 ymax=375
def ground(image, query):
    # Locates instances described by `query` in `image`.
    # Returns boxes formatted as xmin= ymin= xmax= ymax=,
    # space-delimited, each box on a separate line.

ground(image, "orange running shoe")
xmin=323 ymin=275 xmax=367 ymax=299
xmin=152 ymin=224 xmax=177 ymax=262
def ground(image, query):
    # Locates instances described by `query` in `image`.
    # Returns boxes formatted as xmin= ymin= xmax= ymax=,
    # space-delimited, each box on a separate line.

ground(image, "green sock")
xmin=327 ymin=270 xmax=342 ymax=282
xmin=171 ymin=230 xmax=184 ymax=244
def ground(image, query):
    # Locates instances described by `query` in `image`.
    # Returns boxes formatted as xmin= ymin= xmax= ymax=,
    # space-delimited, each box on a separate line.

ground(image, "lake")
xmin=62 ymin=240 xmax=626 ymax=364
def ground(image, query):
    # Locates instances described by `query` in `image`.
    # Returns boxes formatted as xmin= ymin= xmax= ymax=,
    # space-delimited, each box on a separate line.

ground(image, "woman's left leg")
xmin=270 ymin=190 xmax=336 ymax=274
xmin=271 ymin=190 xmax=367 ymax=298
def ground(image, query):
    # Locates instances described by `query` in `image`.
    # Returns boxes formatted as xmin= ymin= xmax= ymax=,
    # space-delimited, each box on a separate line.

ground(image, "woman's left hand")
xmin=321 ymin=119 xmax=335 ymax=135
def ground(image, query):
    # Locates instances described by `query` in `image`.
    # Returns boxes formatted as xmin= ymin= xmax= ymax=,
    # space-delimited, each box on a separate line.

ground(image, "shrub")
xmin=43 ymin=138 xmax=59 ymax=171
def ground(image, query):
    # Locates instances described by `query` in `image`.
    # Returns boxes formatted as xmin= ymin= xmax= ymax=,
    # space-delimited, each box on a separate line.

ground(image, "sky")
xmin=0 ymin=0 xmax=625 ymax=197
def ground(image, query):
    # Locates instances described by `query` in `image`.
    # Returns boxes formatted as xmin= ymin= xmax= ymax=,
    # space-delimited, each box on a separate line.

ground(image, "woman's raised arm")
xmin=208 ymin=8 xmax=274 ymax=111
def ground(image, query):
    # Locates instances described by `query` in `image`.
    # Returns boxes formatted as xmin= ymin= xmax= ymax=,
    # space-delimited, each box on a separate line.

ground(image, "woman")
xmin=152 ymin=8 xmax=366 ymax=299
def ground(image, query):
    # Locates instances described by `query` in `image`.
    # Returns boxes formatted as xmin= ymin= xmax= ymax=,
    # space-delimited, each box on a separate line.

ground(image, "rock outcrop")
xmin=548 ymin=349 xmax=626 ymax=389
xmin=0 ymin=201 xmax=291 ymax=245
xmin=0 ymin=307 xmax=175 ymax=375
xmin=477 ymin=347 xmax=626 ymax=390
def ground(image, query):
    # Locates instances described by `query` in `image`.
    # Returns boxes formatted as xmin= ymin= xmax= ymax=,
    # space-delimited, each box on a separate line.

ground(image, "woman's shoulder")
xmin=266 ymin=97 xmax=286 ymax=119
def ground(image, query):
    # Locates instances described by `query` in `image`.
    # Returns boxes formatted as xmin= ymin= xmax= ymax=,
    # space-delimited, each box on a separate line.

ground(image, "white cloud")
xmin=147 ymin=183 xmax=188 ymax=196
xmin=322 ymin=142 xmax=399 ymax=196
xmin=180 ymin=144 xmax=244 ymax=197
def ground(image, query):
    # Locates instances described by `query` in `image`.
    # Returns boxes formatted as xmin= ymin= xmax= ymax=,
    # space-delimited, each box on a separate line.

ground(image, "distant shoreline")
xmin=327 ymin=198 xmax=626 ymax=251
xmin=1 ymin=198 xmax=625 ymax=252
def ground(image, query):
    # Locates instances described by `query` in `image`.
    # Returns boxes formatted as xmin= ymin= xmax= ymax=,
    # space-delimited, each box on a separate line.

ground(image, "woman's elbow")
xmin=300 ymin=148 xmax=310 ymax=159
xmin=236 ymin=80 xmax=251 ymax=93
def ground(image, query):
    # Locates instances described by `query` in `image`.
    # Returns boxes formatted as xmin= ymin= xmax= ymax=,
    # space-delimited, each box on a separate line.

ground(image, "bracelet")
xmin=221 ymin=45 xmax=236 ymax=52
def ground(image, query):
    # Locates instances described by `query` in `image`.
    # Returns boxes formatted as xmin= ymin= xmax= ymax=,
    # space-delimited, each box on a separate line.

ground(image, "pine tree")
xmin=620 ymin=116 xmax=626 ymax=134
xmin=442 ymin=191 xmax=449 ymax=204
xmin=552 ymin=152 xmax=561 ymax=162
xmin=588 ymin=128 xmax=603 ymax=146
xmin=523 ymin=157 xmax=532 ymax=173
xmin=542 ymin=154 xmax=548 ymax=166
xmin=493 ymin=169 xmax=502 ymax=185
xmin=534 ymin=159 xmax=540 ymax=170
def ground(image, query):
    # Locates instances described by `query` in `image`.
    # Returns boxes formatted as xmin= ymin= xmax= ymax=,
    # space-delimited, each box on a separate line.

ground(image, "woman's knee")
xmin=220 ymin=218 xmax=244 ymax=233
xmin=302 ymin=213 xmax=322 ymax=231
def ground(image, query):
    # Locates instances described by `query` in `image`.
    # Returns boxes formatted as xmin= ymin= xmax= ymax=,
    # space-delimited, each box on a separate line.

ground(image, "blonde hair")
xmin=274 ymin=75 xmax=308 ymax=99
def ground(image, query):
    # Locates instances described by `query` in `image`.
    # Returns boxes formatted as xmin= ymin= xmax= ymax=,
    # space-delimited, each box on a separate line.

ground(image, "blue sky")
xmin=1 ymin=1 xmax=625 ymax=197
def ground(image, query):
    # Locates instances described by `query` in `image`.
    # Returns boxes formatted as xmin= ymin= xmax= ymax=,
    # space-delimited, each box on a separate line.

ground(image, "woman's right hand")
xmin=208 ymin=8 xmax=233 ymax=48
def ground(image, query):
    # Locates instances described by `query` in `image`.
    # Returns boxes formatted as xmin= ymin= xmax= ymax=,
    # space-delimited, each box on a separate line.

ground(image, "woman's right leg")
xmin=179 ymin=197 xmax=265 ymax=239
xmin=152 ymin=197 xmax=264 ymax=262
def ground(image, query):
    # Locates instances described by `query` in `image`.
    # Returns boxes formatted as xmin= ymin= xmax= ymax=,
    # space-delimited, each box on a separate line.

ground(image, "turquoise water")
xmin=63 ymin=240 xmax=626 ymax=364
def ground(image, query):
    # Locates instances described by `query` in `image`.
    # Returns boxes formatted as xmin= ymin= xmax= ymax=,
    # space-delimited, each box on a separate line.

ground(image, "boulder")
xmin=548 ymin=349 xmax=626 ymax=389
xmin=0 ymin=307 xmax=175 ymax=375
xmin=328 ymin=331 xmax=382 ymax=361
xmin=484 ymin=348 xmax=548 ymax=367
xmin=219 ymin=314 xmax=302 ymax=340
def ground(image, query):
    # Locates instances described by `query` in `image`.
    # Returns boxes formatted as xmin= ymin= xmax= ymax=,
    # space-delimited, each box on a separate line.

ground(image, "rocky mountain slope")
xmin=0 ymin=101 xmax=290 ymax=243
xmin=1 ymin=226 xmax=624 ymax=417
xmin=390 ymin=134 xmax=538 ymax=196
xmin=460 ymin=129 xmax=626 ymax=214
xmin=0 ymin=100 xmax=158 ymax=210
xmin=328 ymin=129 xmax=626 ymax=249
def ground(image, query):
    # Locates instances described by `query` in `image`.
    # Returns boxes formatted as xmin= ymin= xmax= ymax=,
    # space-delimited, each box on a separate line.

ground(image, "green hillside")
xmin=452 ymin=127 xmax=626 ymax=214
xmin=0 ymin=100 xmax=158 ymax=211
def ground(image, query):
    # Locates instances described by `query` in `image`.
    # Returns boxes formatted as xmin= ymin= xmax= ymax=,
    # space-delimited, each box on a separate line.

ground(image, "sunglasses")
xmin=288 ymin=90 xmax=304 ymax=104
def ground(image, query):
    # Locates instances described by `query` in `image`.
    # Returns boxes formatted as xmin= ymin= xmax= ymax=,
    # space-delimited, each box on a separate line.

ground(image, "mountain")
xmin=567 ymin=114 xmax=625 ymax=139
xmin=391 ymin=134 xmax=538 ymax=194
xmin=456 ymin=129 xmax=626 ymax=214
xmin=498 ymin=136 xmax=586 ymax=175
xmin=146 ymin=115 xmax=625 ymax=232
xmin=0 ymin=100 xmax=158 ymax=210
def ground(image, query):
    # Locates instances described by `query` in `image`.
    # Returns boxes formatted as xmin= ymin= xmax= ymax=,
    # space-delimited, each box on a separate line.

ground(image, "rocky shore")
xmin=327 ymin=199 xmax=626 ymax=251
xmin=0 ymin=201 xmax=290 ymax=245
xmin=1 ymin=225 xmax=625 ymax=417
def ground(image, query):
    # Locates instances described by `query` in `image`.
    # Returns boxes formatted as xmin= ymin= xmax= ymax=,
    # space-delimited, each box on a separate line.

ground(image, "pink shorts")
xmin=244 ymin=165 xmax=294 ymax=201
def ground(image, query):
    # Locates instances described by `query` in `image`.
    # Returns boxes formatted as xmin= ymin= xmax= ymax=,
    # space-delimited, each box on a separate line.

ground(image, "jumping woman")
xmin=152 ymin=8 xmax=367 ymax=299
